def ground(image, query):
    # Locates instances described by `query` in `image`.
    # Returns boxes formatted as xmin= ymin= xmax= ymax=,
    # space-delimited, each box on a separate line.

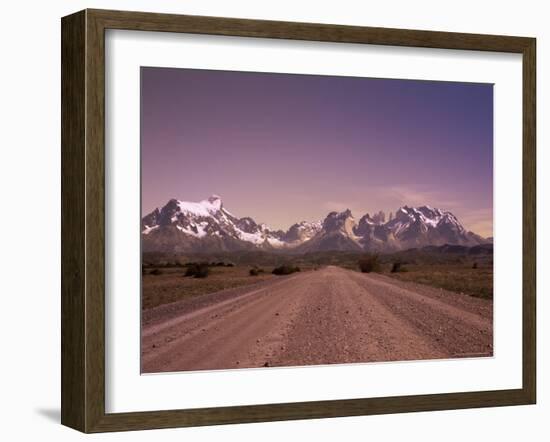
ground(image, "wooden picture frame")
xmin=61 ymin=8 xmax=536 ymax=433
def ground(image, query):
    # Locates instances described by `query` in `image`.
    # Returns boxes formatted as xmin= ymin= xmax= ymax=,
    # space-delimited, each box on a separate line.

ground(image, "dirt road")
xmin=141 ymin=266 xmax=493 ymax=373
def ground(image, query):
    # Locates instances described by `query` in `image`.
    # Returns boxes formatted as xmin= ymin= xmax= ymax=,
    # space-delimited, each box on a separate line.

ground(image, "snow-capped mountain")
xmin=141 ymin=195 xmax=286 ymax=253
xmin=356 ymin=205 xmax=486 ymax=252
xmin=282 ymin=220 xmax=323 ymax=245
xmin=142 ymin=196 xmax=489 ymax=253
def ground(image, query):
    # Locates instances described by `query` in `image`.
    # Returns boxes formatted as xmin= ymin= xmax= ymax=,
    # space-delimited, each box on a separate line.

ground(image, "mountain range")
xmin=142 ymin=195 xmax=489 ymax=254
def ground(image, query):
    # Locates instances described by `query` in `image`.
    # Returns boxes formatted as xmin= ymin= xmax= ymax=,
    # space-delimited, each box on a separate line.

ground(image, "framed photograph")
xmin=61 ymin=9 xmax=536 ymax=433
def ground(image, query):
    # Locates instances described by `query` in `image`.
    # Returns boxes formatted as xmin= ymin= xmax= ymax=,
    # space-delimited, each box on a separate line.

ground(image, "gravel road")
xmin=141 ymin=266 xmax=493 ymax=373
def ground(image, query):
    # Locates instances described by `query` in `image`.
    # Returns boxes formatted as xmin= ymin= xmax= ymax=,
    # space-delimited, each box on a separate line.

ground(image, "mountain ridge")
xmin=142 ymin=195 xmax=490 ymax=253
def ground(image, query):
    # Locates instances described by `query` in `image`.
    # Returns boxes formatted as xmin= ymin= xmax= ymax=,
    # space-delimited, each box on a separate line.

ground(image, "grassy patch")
xmin=142 ymin=265 xmax=277 ymax=310
xmin=385 ymin=263 xmax=493 ymax=299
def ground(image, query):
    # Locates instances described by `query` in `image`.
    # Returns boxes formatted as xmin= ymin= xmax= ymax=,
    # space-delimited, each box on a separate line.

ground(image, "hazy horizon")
xmin=141 ymin=68 xmax=493 ymax=237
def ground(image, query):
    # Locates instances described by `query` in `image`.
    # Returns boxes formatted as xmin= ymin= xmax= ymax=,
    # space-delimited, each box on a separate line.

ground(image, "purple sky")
xmin=141 ymin=68 xmax=493 ymax=236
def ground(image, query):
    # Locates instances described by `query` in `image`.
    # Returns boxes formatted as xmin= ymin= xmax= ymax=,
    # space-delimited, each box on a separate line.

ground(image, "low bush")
xmin=194 ymin=265 xmax=210 ymax=278
xmin=272 ymin=265 xmax=301 ymax=276
xmin=390 ymin=262 xmax=409 ymax=273
xmin=149 ymin=268 xmax=163 ymax=276
xmin=249 ymin=266 xmax=265 ymax=276
xmin=184 ymin=263 xmax=210 ymax=278
xmin=184 ymin=265 xmax=196 ymax=276
xmin=358 ymin=254 xmax=380 ymax=273
xmin=472 ymin=262 xmax=478 ymax=269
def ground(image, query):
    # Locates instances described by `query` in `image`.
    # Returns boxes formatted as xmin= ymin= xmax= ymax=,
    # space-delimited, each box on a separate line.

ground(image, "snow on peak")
xmin=391 ymin=205 xmax=462 ymax=230
xmin=295 ymin=220 xmax=322 ymax=229
xmin=175 ymin=195 xmax=223 ymax=217
xmin=176 ymin=222 xmax=208 ymax=238
xmin=142 ymin=224 xmax=159 ymax=235
xmin=204 ymin=195 xmax=223 ymax=210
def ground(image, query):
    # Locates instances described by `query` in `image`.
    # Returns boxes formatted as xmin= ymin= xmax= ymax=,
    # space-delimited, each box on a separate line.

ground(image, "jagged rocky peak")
xmin=142 ymin=207 xmax=160 ymax=225
xmin=323 ymin=209 xmax=351 ymax=226
xmin=355 ymin=213 xmax=376 ymax=236
xmin=361 ymin=213 xmax=374 ymax=223
xmin=158 ymin=199 xmax=183 ymax=225
xmin=284 ymin=220 xmax=322 ymax=243
xmin=322 ymin=209 xmax=356 ymax=237
xmin=416 ymin=205 xmax=441 ymax=218
xmin=396 ymin=205 xmax=442 ymax=218
xmin=358 ymin=210 xmax=385 ymax=226
xmin=235 ymin=217 xmax=260 ymax=233
xmin=372 ymin=210 xmax=386 ymax=224
xmin=395 ymin=205 xmax=412 ymax=220
xmin=393 ymin=205 xmax=460 ymax=229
